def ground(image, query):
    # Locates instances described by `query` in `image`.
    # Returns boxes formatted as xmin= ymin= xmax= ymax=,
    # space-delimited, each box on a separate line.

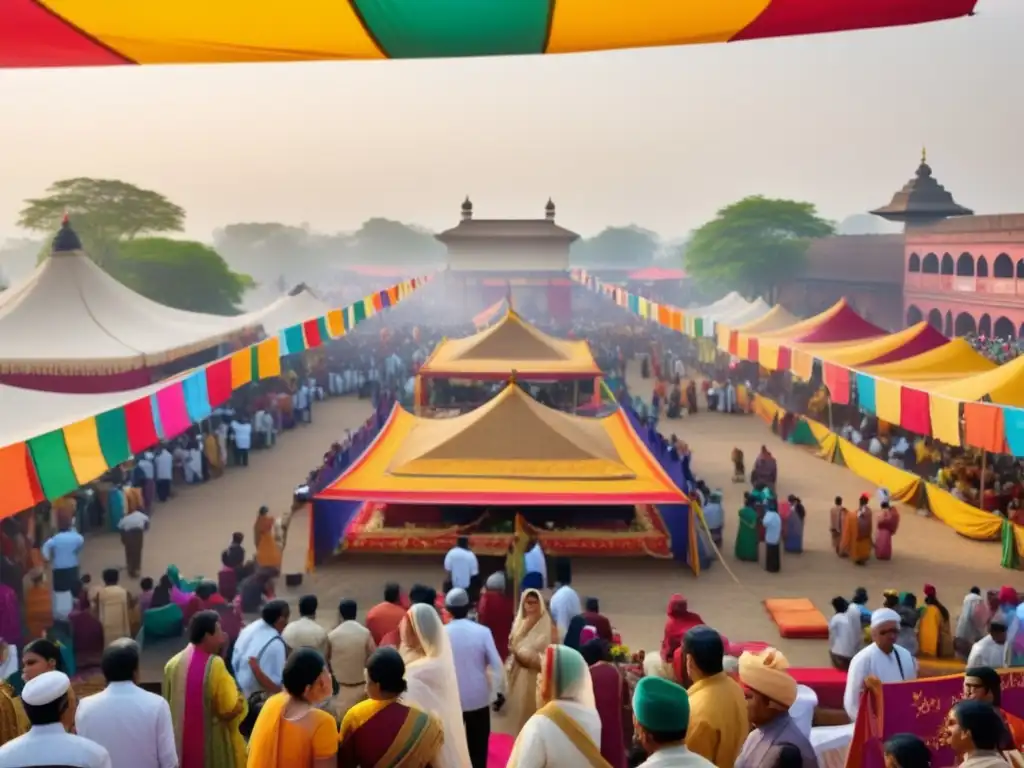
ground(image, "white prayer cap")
xmin=870 ymin=608 xmax=901 ymax=629
xmin=485 ymin=572 xmax=506 ymax=591
xmin=445 ymin=588 xmax=469 ymax=608
xmin=21 ymin=670 xmax=70 ymax=706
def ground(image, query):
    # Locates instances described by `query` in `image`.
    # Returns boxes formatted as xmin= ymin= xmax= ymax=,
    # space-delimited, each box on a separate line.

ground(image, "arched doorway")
xmin=954 ymin=312 xmax=977 ymax=336
xmin=977 ymin=256 xmax=989 ymax=277
xmin=956 ymin=253 xmax=975 ymax=276
xmin=906 ymin=306 xmax=923 ymax=326
xmin=908 ymin=254 xmax=921 ymax=272
xmin=994 ymin=253 xmax=1013 ymax=278
xmin=994 ymin=317 xmax=1016 ymax=340
xmin=927 ymin=309 xmax=943 ymax=330
xmin=922 ymin=253 xmax=939 ymax=273
xmin=979 ymin=314 xmax=992 ymax=337
xmin=941 ymin=254 xmax=955 ymax=275
xmin=945 ymin=311 xmax=953 ymax=336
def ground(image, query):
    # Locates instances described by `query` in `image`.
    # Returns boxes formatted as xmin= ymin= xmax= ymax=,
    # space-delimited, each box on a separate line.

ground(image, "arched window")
xmin=927 ymin=309 xmax=943 ymax=330
xmin=906 ymin=306 xmax=923 ymax=326
xmin=979 ymin=314 xmax=992 ymax=337
xmin=908 ymin=253 xmax=921 ymax=272
xmin=977 ymin=256 xmax=988 ymax=277
xmin=954 ymin=312 xmax=977 ymax=336
xmin=1018 ymin=259 xmax=1024 ymax=279
xmin=994 ymin=317 xmax=1016 ymax=340
xmin=944 ymin=311 xmax=953 ymax=336
xmin=922 ymin=253 xmax=939 ymax=274
xmin=941 ymin=253 xmax=955 ymax=275
xmin=993 ymin=253 xmax=1013 ymax=279
xmin=956 ymin=252 xmax=975 ymax=276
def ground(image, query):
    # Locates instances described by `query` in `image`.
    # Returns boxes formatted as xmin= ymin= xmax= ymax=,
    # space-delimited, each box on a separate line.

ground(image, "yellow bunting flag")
xmin=326 ymin=309 xmax=345 ymax=338
xmin=63 ymin=418 xmax=108 ymax=484
xmin=930 ymin=396 xmax=962 ymax=447
xmin=256 ymin=337 xmax=282 ymax=379
xmin=874 ymin=380 xmax=902 ymax=426
xmin=230 ymin=348 xmax=252 ymax=389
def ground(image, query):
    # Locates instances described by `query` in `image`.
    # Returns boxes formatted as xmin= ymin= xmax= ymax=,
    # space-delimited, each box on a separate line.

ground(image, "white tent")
xmin=686 ymin=292 xmax=758 ymax=337
xmin=239 ymin=284 xmax=332 ymax=336
xmin=0 ymin=221 xmax=259 ymax=376
xmin=714 ymin=298 xmax=772 ymax=329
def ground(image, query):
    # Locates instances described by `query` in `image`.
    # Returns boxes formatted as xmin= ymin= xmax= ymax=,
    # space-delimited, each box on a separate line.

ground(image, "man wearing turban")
xmin=734 ymin=648 xmax=816 ymax=767
xmin=631 ymin=676 xmax=714 ymax=766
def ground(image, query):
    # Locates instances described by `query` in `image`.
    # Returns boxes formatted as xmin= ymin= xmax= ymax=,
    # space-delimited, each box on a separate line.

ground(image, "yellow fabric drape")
xmin=924 ymin=484 xmax=1002 ymax=540
xmin=835 ymin=439 xmax=921 ymax=504
xmin=874 ymin=380 xmax=902 ymax=426
xmin=63 ymin=417 xmax=108 ymax=484
xmin=256 ymin=338 xmax=281 ymax=379
xmin=929 ymin=397 xmax=962 ymax=448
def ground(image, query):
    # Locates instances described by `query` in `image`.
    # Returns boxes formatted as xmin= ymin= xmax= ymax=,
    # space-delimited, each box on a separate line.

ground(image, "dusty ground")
xmin=77 ymin=364 xmax=1011 ymax=681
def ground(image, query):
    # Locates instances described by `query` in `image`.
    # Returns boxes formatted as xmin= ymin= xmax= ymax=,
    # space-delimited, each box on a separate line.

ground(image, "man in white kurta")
xmin=967 ymin=618 xmax=1009 ymax=669
xmin=843 ymin=608 xmax=917 ymax=722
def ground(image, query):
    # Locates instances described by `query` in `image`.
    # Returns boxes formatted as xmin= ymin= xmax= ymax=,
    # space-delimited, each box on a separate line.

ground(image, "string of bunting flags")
xmin=571 ymin=269 xmax=1024 ymax=460
xmin=0 ymin=274 xmax=434 ymax=521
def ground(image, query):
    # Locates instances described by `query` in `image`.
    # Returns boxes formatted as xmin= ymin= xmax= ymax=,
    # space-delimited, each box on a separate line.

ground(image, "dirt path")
xmin=80 ymin=367 xmax=1009 ymax=678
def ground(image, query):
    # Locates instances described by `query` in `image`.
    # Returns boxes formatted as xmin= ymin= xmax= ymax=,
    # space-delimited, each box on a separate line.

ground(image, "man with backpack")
xmin=231 ymin=600 xmax=289 ymax=737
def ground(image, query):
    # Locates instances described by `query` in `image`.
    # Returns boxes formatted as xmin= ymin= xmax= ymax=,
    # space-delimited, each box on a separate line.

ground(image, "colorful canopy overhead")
xmin=627 ymin=267 xmax=686 ymax=282
xmin=0 ymin=218 xmax=257 ymax=383
xmin=929 ymin=355 xmax=1024 ymax=408
xmin=316 ymin=383 xmax=685 ymax=506
xmin=2 ymin=1 xmax=976 ymax=68
xmin=419 ymin=308 xmax=599 ymax=379
xmin=861 ymin=338 xmax=996 ymax=383
xmin=715 ymin=299 xmax=772 ymax=351
xmin=788 ymin=322 xmax=948 ymax=379
xmin=730 ymin=305 xmax=800 ymax=358
xmin=754 ymin=299 xmax=886 ymax=369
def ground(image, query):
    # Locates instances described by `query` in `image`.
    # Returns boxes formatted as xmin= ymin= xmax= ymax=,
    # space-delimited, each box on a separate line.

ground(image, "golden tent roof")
xmin=928 ymin=355 xmax=1024 ymax=407
xmin=860 ymin=338 xmax=996 ymax=383
xmin=732 ymin=305 xmax=800 ymax=359
xmin=418 ymin=308 xmax=599 ymax=379
xmin=316 ymin=383 xmax=684 ymax=506
xmin=787 ymin=322 xmax=949 ymax=379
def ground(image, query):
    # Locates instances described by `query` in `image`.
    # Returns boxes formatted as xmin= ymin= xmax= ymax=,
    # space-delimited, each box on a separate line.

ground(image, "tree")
xmin=570 ymin=226 xmax=659 ymax=266
xmin=347 ymin=218 xmax=446 ymax=265
xmin=213 ymin=222 xmax=323 ymax=286
xmin=116 ymin=238 xmax=253 ymax=315
xmin=684 ymin=196 xmax=834 ymax=303
xmin=19 ymin=178 xmax=185 ymax=268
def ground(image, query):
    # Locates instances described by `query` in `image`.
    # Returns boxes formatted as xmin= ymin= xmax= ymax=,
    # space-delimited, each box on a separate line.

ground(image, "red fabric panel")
xmin=747 ymin=338 xmax=760 ymax=362
xmin=963 ymin=402 xmax=1008 ymax=454
xmin=0 ymin=0 xmax=132 ymax=67
xmin=791 ymin=305 xmax=885 ymax=344
xmin=728 ymin=330 xmax=739 ymax=355
xmin=899 ymin=387 xmax=932 ymax=436
xmin=823 ymin=363 xmax=851 ymax=405
xmin=866 ymin=325 xmax=948 ymax=366
xmin=371 ymin=293 xmax=383 ymax=312
xmin=776 ymin=346 xmax=792 ymax=371
xmin=124 ymin=398 xmax=159 ymax=454
xmin=205 ymin=358 xmax=233 ymax=407
xmin=0 ymin=443 xmax=44 ymax=521
xmin=303 ymin=320 xmax=323 ymax=349
xmin=0 ymin=368 xmax=152 ymax=393
xmin=733 ymin=0 xmax=977 ymax=42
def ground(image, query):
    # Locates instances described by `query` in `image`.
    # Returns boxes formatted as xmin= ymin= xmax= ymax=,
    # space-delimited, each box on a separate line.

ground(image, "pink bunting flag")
xmin=155 ymin=383 xmax=191 ymax=440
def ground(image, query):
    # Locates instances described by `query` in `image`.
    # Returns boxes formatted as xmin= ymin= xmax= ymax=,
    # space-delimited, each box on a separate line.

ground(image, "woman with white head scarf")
xmin=399 ymin=603 xmax=471 ymax=768
xmin=506 ymin=588 xmax=559 ymax=734
xmin=507 ymin=645 xmax=604 ymax=767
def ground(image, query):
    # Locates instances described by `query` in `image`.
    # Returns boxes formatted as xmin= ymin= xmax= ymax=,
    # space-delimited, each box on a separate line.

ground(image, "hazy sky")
xmin=1 ymin=0 xmax=1020 ymax=241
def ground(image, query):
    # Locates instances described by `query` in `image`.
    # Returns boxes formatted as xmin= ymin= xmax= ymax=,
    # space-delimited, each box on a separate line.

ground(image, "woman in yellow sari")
xmin=247 ymin=648 xmax=337 ymax=768
xmin=254 ymin=506 xmax=282 ymax=571
xmin=505 ymin=587 xmax=559 ymax=734
xmin=918 ymin=584 xmax=954 ymax=658
xmin=204 ymin=432 xmax=223 ymax=479
xmin=338 ymin=647 xmax=443 ymax=768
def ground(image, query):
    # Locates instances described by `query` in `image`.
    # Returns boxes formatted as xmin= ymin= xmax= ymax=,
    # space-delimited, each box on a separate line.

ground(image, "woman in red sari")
xmin=660 ymin=594 xmax=703 ymax=664
xmin=875 ymin=502 xmax=900 ymax=561
xmin=337 ymin=647 xmax=443 ymax=768
xmin=581 ymin=639 xmax=630 ymax=768
xmin=477 ymin=572 xmax=514 ymax=660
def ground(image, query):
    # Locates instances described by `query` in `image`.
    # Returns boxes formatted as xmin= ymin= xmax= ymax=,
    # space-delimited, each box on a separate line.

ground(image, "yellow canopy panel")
xmin=788 ymin=322 xmax=948 ymax=380
xmin=419 ymin=309 xmax=599 ymax=379
xmin=861 ymin=338 xmax=996 ymax=383
xmin=317 ymin=384 xmax=685 ymax=506
xmin=929 ymin=354 xmax=1024 ymax=407
xmin=754 ymin=299 xmax=849 ymax=342
xmin=733 ymin=305 xmax=799 ymax=359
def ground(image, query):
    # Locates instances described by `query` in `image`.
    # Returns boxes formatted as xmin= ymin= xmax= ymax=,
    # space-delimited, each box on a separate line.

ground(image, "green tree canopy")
xmin=116 ymin=238 xmax=253 ymax=315
xmin=20 ymin=178 xmax=185 ymax=268
xmin=684 ymin=196 xmax=834 ymax=302
xmin=570 ymin=225 xmax=659 ymax=266
xmin=347 ymin=217 xmax=446 ymax=265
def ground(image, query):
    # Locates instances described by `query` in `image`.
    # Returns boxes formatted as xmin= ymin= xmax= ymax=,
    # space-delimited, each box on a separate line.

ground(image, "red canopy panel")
xmin=863 ymin=324 xmax=948 ymax=366
xmin=791 ymin=303 xmax=886 ymax=344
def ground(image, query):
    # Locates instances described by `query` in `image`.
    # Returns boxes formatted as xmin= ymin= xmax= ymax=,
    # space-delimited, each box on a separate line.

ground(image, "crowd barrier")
xmin=750 ymin=394 xmax=1024 ymax=566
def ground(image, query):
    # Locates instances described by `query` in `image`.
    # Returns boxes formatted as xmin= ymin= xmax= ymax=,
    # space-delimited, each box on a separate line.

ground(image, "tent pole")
xmin=572 ymin=380 xmax=579 ymax=414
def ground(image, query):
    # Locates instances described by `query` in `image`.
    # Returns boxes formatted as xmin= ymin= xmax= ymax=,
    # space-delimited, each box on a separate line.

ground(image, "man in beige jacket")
xmin=327 ymin=598 xmax=376 ymax=720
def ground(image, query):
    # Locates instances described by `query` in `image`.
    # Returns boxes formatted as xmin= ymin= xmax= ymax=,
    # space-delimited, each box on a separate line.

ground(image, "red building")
xmin=435 ymin=197 xmax=578 ymax=322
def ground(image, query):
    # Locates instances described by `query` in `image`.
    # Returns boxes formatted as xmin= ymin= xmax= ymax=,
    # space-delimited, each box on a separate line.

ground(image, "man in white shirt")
xmin=0 ymin=671 xmax=112 ymax=768
xmin=843 ymin=608 xmax=917 ymax=721
xmin=296 ymin=384 xmax=311 ymax=424
xmin=523 ymin=537 xmax=547 ymax=589
xmin=76 ymin=640 xmax=176 ymax=768
xmin=232 ymin=599 xmax=289 ymax=698
xmin=548 ymin=559 xmax=582 ymax=639
xmin=828 ymin=597 xmax=860 ymax=669
xmin=967 ymin=618 xmax=1009 ymax=669
xmin=762 ymin=506 xmax=782 ymax=573
xmin=230 ymin=418 xmax=253 ymax=467
xmin=444 ymin=589 xmax=504 ymax=768
xmin=282 ymin=595 xmax=330 ymax=657
xmin=154 ymin=446 xmax=173 ymax=503
xmin=443 ymin=537 xmax=479 ymax=592
xmin=116 ymin=509 xmax=149 ymax=578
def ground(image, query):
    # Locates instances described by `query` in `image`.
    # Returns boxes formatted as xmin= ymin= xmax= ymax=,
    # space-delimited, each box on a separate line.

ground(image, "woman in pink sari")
xmin=875 ymin=502 xmax=900 ymax=561
xmin=581 ymin=639 xmax=630 ymax=768
xmin=163 ymin=610 xmax=246 ymax=768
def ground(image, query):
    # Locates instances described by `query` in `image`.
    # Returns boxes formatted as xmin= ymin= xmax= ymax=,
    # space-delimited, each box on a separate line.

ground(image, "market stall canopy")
xmin=715 ymin=299 xmax=772 ymax=350
xmin=754 ymin=299 xmax=886 ymax=369
xmin=929 ymin=355 xmax=1024 ymax=407
xmin=0 ymin=218 xmax=257 ymax=377
xmin=472 ymin=298 xmax=507 ymax=330
xmin=731 ymin=305 xmax=800 ymax=358
xmin=861 ymin=338 xmax=996 ymax=383
xmin=787 ymin=322 xmax=949 ymax=379
xmin=685 ymin=292 xmax=755 ymax=336
xmin=418 ymin=308 xmax=599 ymax=379
xmin=317 ymin=383 xmax=685 ymax=506
xmin=240 ymin=284 xmax=331 ymax=336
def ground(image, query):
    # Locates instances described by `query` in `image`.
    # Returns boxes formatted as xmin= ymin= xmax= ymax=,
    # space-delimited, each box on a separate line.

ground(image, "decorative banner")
xmin=0 ymin=274 xmax=434 ymax=521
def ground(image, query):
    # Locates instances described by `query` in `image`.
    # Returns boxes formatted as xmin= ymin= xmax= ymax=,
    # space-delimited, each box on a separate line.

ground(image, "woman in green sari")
xmin=735 ymin=494 xmax=759 ymax=562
